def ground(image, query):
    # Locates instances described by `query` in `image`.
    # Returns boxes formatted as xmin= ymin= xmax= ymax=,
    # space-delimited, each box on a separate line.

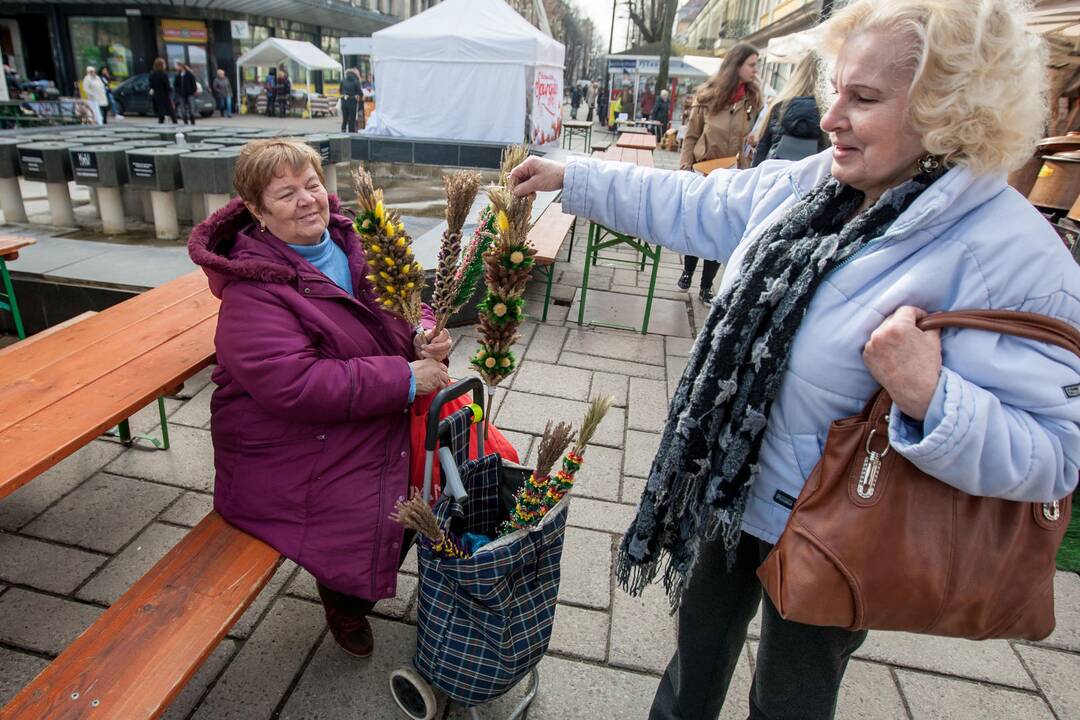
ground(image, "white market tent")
xmin=370 ymin=0 xmax=565 ymax=143
xmin=235 ymin=38 xmax=342 ymax=113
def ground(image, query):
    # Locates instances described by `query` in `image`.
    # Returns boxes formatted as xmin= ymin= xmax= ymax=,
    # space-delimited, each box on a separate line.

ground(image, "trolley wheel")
xmin=389 ymin=667 xmax=440 ymax=720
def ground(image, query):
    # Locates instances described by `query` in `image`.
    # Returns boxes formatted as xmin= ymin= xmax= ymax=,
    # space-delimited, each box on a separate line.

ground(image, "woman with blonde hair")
xmin=510 ymin=0 xmax=1080 ymax=716
xmin=752 ymin=52 xmax=828 ymax=165
xmin=678 ymin=42 xmax=763 ymax=302
xmin=189 ymin=139 xmax=452 ymax=658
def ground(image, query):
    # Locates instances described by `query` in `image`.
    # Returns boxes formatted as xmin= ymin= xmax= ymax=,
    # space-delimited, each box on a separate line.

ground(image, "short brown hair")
xmin=153 ymin=57 xmax=166 ymax=71
xmin=233 ymin=138 xmax=325 ymax=209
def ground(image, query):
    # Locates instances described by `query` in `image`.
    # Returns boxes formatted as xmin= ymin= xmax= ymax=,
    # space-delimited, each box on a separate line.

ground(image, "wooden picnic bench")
xmin=0 ymin=269 xmax=284 ymax=720
xmin=0 ymin=234 xmax=36 ymax=339
xmin=615 ymin=131 xmax=658 ymax=152
xmin=530 ymin=202 xmax=577 ymax=322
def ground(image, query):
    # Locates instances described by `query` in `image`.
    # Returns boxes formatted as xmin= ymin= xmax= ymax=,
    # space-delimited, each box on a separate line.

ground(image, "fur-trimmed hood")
xmin=187 ymin=194 xmax=360 ymax=298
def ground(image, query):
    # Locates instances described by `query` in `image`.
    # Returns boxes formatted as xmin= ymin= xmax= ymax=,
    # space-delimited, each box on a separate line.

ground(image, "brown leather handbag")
xmin=757 ymin=310 xmax=1078 ymax=641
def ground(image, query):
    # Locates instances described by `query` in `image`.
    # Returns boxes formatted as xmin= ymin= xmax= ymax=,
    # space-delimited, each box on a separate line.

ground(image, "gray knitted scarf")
xmin=616 ymin=171 xmax=940 ymax=607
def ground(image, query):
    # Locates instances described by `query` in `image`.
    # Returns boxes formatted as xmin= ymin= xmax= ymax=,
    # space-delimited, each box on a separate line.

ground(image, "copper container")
xmin=1028 ymin=151 xmax=1080 ymax=211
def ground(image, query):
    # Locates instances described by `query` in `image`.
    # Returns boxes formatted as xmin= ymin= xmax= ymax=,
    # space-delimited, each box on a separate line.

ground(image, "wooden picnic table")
xmin=580 ymin=150 xmax=661 ymax=334
xmin=0 ymin=234 xmax=35 ymax=339
xmin=0 ymin=269 xmax=219 ymax=501
xmin=562 ymin=119 xmax=592 ymax=152
xmin=616 ymin=131 xmax=658 ymax=152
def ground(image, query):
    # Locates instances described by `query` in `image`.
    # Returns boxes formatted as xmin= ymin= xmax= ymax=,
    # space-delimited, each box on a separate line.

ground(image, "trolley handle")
xmin=424 ymin=377 xmax=486 ymax=452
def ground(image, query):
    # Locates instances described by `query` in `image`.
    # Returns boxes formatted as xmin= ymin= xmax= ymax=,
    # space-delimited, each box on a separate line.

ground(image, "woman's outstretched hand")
xmin=411 ymin=358 xmax=451 ymax=397
xmin=509 ymin=157 xmax=567 ymax=198
xmin=862 ymin=306 xmax=942 ymax=421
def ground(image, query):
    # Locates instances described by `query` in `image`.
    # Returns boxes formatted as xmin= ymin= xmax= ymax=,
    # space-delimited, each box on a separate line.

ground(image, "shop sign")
xmin=607 ymin=58 xmax=637 ymax=73
xmin=19 ymin=149 xmax=45 ymax=179
xmin=162 ymin=19 xmax=208 ymax=44
xmin=530 ymin=67 xmax=562 ymax=147
xmin=230 ymin=20 xmax=250 ymax=39
xmin=73 ymin=150 xmax=99 ymax=181
xmin=129 ymin=157 xmax=157 ymax=181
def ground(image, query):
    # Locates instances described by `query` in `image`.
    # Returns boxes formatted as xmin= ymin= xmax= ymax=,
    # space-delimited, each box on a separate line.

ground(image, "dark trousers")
xmin=177 ymin=96 xmax=196 ymax=124
xmin=682 ymin=255 xmax=720 ymax=290
xmin=216 ymin=96 xmax=231 ymax=117
xmin=99 ymin=104 xmax=109 ymax=124
xmin=649 ymin=534 xmax=866 ymax=720
xmin=341 ymin=95 xmax=358 ymax=133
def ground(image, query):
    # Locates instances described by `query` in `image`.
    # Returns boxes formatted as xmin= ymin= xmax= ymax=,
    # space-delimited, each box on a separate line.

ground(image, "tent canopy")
xmin=236 ymin=38 xmax=342 ymax=72
xmin=372 ymin=0 xmax=563 ymax=68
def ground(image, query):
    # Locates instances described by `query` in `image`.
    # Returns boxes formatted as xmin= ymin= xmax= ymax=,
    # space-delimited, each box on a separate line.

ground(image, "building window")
xmin=68 ymin=16 xmax=133 ymax=81
xmin=237 ymin=25 xmax=271 ymax=84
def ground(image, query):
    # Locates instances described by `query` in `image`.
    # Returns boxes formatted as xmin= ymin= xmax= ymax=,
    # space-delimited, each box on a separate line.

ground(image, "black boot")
xmin=699 ymin=286 xmax=714 ymax=303
xmin=316 ymin=582 xmax=375 ymax=657
xmin=677 ymin=271 xmax=692 ymax=290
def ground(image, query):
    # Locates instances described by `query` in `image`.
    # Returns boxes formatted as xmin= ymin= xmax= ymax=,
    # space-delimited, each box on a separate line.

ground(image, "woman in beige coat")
xmin=678 ymin=43 xmax=762 ymax=301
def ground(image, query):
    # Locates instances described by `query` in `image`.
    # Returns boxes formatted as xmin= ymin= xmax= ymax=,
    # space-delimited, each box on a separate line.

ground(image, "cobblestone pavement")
xmin=2 ymin=119 xmax=1079 ymax=720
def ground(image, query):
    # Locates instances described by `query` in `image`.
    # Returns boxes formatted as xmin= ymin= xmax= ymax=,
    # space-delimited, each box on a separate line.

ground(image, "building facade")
xmin=0 ymin=0 xmax=438 ymax=99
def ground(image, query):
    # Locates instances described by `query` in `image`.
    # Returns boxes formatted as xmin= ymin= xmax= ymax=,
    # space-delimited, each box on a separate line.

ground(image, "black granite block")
xmin=349 ymin=137 xmax=369 ymax=162
xmin=413 ymin=141 xmax=459 ymax=167
xmin=458 ymin=143 xmax=503 ymax=169
xmin=369 ymin=139 xmax=413 ymax=163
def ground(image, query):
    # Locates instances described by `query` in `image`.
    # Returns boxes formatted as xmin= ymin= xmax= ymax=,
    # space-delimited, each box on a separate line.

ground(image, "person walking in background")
xmin=212 ymin=69 xmax=233 ymax=119
xmin=651 ymin=89 xmax=671 ymax=142
xmin=586 ymin=80 xmax=597 ymax=122
xmin=276 ymin=68 xmax=292 ymax=118
xmin=640 ymin=86 xmax=655 ymax=122
xmin=570 ymin=83 xmax=582 ymax=120
xmin=149 ymin=57 xmax=176 ymax=124
xmin=81 ymin=66 xmax=109 ymax=125
xmin=99 ymin=66 xmax=124 ymax=120
xmin=752 ymin=53 xmax=829 ymax=166
xmin=677 ymin=43 xmax=763 ymax=302
xmin=341 ymin=67 xmax=362 ymax=133
xmin=264 ymin=67 xmax=277 ymax=116
xmin=597 ymin=85 xmax=609 ymax=128
xmin=608 ymin=92 xmax=622 ymax=130
xmin=174 ymin=61 xmax=198 ymax=125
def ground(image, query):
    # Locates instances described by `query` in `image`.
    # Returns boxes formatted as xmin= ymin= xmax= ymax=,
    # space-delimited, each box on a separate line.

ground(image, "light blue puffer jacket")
xmin=562 ymin=149 xmax=1080 ymax=544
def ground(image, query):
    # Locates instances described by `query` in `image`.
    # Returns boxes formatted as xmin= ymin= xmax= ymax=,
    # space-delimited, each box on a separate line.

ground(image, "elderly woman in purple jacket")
xmin=189 ymin=139 xmax=451 ymax=658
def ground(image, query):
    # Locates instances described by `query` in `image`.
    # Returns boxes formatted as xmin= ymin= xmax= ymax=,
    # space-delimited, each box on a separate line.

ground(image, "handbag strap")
xmin=917 ymin=310 xmax=1080 ymax=359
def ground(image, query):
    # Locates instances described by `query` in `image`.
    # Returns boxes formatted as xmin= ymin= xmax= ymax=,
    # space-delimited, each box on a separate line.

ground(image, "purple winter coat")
xmin=188 ymin=195 xmax=433 ymax=600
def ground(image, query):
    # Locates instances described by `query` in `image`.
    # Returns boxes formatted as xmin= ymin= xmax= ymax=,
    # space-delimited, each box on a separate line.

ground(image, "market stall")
xmin=604 ymin=54 xmax=721 ymax=125
xmin=235 ymin=38 xmax=342 ymax=118
xmin=369 ymin=0 xmax=565 ymax=145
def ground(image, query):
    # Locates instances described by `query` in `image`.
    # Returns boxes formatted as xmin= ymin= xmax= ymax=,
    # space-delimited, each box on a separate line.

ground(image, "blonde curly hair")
xmin=820 ymin=0 xmax=1048 ymax=174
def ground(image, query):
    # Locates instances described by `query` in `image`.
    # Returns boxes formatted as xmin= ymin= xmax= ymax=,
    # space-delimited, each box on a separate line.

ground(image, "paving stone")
xmin=560 ymin=527 xmax=613 ymax=609
xmin=496 ymin=392 xmax=626 ymax=448
xmin=612 ymin=268 xmax=638 ymax=286
xmin=568 ymin=445 xmax=622 ymax=502
xmin=169 ymin=365 xmax=215 ymax=400
xmin=609 ymin=584 xmax=677 ymax=673
xmin=895 ymin=670 xmax=1053 ymax=720
xmin=560 ymin=351 xmax=666 ymax=380
xmin=22 ymin=473 xmax=180 ymax=553
xmin=498 ymin=430 xmax=535 ymax=462
xmin=0 ymin=587 xmax=103 ymax=654
xmin=1038 ymin=571 xmax=1080 ymax=652
xmin=76 ymin=522 xmax=188 ymax=605
xmin=667 ymin=354 xmax=690 ymax=397
xmin=522 ymin=324 xmax=567 ymax=364
xmin=1015 ymin=644 xmax=1080 ymax=720
xmin=285 ymin=568 xmax=320 ymax=602
xmin=0 ymin=440 xmax=124 ymax=531
xmin=400 ymin=544 xmax=418 ymax=575
xmin=447 ymin=339 xmax=479 ymax=379
xmin=856 ymin=630 xmax=1035 ymax=689
xmin=564 ymin=328 xmax=666 ymax=366
xmin=104 ymin=425 xmax=216 ymax=492
xmin=526 ymin=298 xmax=569 ymax=323
xmin=591 ymin=371 xmax=629 ymax=407
xmin=569 ymin=289 xmax=693 ymax=338
xmin=193 ymin=597 xmax=326 ymax=720
xmin=278 ymin=618 xmax=415 ymax=719
xmin=170 ymin=381 xmax=214 ymax=429
xmin=159 ymin=491 xmax=214 ymax=527
xmin=511 ymin=362 xmax=591 ymax=400
xmin=623 ymin=430 xmax=661 ymax=478
xmin=229 ymin=560 xmax=298 ymax=639
xmin=567 ymin=497 xmax=638 ymax=535
xmin=628 ymin=377 xmax=670 ymax=433
xmin=0 ymin=646 xmax=49 ymax=706
xmin=0 ymin=533 xmax=106 ymax=595
xmin=609 ymin=283 xmax=692 ymax=302
xmin=549 ymin=603 xmax=609 ymax=661
xmin=373 ymin=573 xmax=418 ymax=620
xmin=665 ymin=336 xmax=695 ymax=357
xmin=524 ymin=280 xmax=577 ymax=303
xmin=458 ymin=654 xmax=662 ymax=719
xmin=622 ymin=475 xmax=646 ymax=504
xmin=161 ymin=639 xmax=237 ymax=720
xmin=123 ymin=397 xmax=184 ymax=436
xmin=836 ymin=660 xmax=908 ymax=720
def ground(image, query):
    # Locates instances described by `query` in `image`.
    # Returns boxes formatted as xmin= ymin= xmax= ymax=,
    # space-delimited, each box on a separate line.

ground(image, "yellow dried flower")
xmin=386 ymin=223 xmax=397 ymax=238
xmin=396 ymin=237 xmax=406 ymax=247
xmin=484 ymin=357 xmax=496 ymax=368
xmin=493 ymin=302 xmax=507 ymax=317
xmin=375 ymin=201 xmax=385 ymax=221
xmin=510 ymin=251 xmax=524 ymax=265
xmin=380 ymin=271 xmax=391 ymax=280
xmin=406 ymin=282 xmax=415 ymax=289
xmin=500 ymin=357 xmax=511 ymax=368
xmin=385 ymin=257 xmax=395 ymax=267
xmin=371 ymin=244 xmax=381 ymax=254
xmin=496 ymin=210 xmax=509 ymax=233
xmin=385 ymin=285 xmax=397 ymax=294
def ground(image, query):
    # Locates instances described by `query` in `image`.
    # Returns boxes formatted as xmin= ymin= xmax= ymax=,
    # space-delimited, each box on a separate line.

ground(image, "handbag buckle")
xmin=1043 ymin=500 xmax=1061 ymax=522
xmin=857 ymin=425 xmax=890 ymax=500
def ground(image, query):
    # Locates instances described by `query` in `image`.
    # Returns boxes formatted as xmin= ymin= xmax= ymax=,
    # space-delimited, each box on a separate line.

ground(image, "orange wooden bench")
xmin=0 ymin=270 xmax=283 ymax=719
xmin=530 ymin=202 xmax=577 ymax=322
xmin=2 ymin=511 xmax=281 ymax=720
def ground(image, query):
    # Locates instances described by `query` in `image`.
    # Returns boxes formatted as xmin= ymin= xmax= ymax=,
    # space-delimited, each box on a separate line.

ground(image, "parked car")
xmin=113 ymin=72 xmax=215 ymax=118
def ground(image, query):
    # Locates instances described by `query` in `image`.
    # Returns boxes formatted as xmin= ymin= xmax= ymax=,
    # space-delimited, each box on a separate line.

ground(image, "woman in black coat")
xmin=340 ymin=68 xmax=362 ymax=133
xmin=752 ymin=54 xmax=828 ymax=166
xmin=149 ymin=57 xmax=176 ymax=124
